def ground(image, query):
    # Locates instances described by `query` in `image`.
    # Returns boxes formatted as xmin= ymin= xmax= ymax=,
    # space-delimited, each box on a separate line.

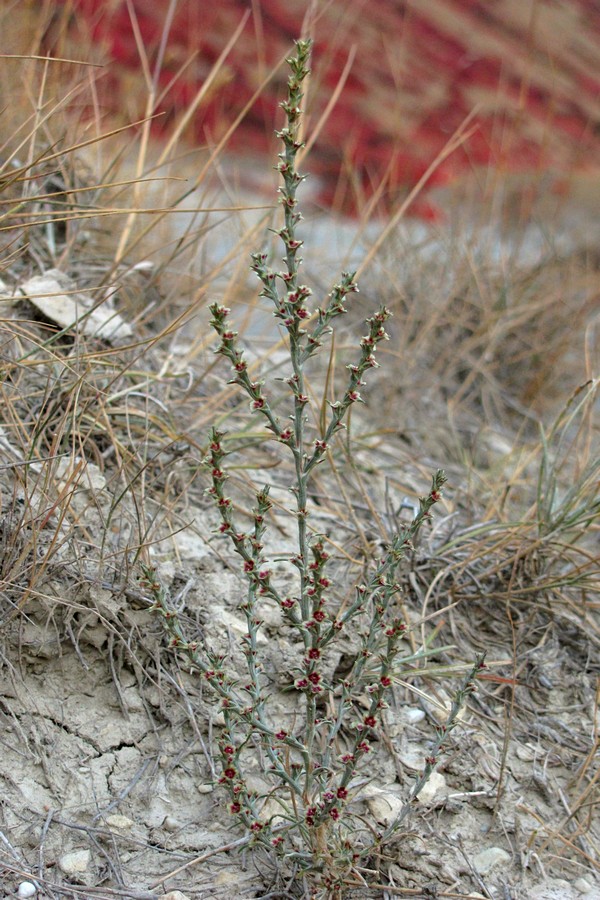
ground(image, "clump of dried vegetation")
xmin=0 ymin=4 xmax=598 ymax=900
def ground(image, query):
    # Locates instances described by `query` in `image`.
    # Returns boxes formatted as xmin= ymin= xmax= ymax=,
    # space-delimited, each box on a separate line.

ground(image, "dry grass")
xmin=0 ymin=6 xmax=598 ymax=899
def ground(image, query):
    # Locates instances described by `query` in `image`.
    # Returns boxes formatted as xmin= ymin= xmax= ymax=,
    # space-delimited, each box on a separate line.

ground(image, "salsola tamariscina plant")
xmin=143 ymin=38 xmax=486 ymax=896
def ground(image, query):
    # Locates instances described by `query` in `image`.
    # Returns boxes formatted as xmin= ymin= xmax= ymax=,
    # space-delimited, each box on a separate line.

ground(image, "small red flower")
xmin=223 ymin=767 xmax=236 ymax=779
xmin=307 ymin=648 xmax=320 ymax=660
xmin=308 ymin=672 xmax=321 ymax=685
xmin=380 ymin=675 xmax=392 ymax=687
xmin=275 ymin=730 xmax=287 ymax=740
xmin=364 ymin=715 xmax=377 ymax=728
xmin=229 ymin=802 xmax=241 ymax=814
xmin=337 ymin=787 xmax=348 ymax=800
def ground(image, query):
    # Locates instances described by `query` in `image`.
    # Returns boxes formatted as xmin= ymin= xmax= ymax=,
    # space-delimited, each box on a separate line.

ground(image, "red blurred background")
xmin=46 ymin=0 xmax=600 ymax=221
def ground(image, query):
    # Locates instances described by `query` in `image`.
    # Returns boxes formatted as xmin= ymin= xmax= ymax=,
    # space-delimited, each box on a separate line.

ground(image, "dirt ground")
xmin=1 ymin=445 xmax=598 ymax=900
xmin=1 ymin=225 xmax=599 ymax=900
xmin=0 ymin=101 xmax=599 ymax=897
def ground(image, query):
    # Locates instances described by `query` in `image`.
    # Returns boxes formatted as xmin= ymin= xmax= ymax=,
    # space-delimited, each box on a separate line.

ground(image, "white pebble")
xmin=58 ymin=848 xmax=91 ymax=875
xmin=161 ymin=815 xmax=181 ymax=832
xmin=106 ymin=814 xmax=134 ymax=832
xmin=416 ymin=771 xmax=447 ymax=804
xmin=196 ymin=782 xmax=214 ymax=794
xmin=365 ymin=787 xmax=404 ymax=824
xmin=473 ymin=846 xmax=511 ymax=874
xmin=574 ymin=878 xmax=595 ymax=894
xmin=17 ymin=884 xmax=37 ymax=899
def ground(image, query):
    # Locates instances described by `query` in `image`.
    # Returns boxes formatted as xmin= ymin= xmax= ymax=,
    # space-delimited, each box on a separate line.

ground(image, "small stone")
xmin=214 ymin=871 xmax=249 ymax=886
xmin=17 ymin=884 xmax=37 ymax=899
xmin=529 ymin=881 xmax=574 ymax=899
xmin=574 ymin=878 xmax=595 ymax=894
xmin=0 ymin=279 xmax=16 ymax=304
xmin=158 ymin=893 xmax=191 ymax=900
xmin=217 ymin=609 xmax=268 ymax=644
xmin=171 ymin=528 xmax=212 ymax=561
xmin=404 ymin=707 xmax=426 ymax=724
xmin=196 ymin=783 xmax=214 ymax=794
xmin=397 ymin=747 xmax=425 ymax=770
xmin=20 ymin=271 xmax=132 ymax=341
xmin=516 ymin=743 xmax=536 ymax=761
xmin=54 ymin=457 xmax=106 ymax=492
xmin=416 ymin=771 xmax=447 ymax=805
xmin=58 ymin=849 xmax=91 ymax=875
xmin=424 ymin=690 xmax=466 ymax=723
xmin=259 ymin=797 xmax=288 ymax=827
xmin=105 ymin=814 xmax=134 ymax=832
xmin=364 ymin=786 xmax=404 ymax=824
xmin=161 ymin=815 xmax=181 ymax=832
xmin=473 ymin=846 xmax=511 ymax=874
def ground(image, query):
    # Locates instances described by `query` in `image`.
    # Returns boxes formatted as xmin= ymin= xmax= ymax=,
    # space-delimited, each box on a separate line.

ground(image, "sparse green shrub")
xmin=143 ymin=39 xmax=484 ymax=898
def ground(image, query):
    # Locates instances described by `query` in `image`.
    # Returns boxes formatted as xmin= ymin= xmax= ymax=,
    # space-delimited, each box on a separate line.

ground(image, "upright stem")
xmin=162 ymin=40 xmax=479 ymax=891
xmin=276 ymin=41 xmax=313 ymax=616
